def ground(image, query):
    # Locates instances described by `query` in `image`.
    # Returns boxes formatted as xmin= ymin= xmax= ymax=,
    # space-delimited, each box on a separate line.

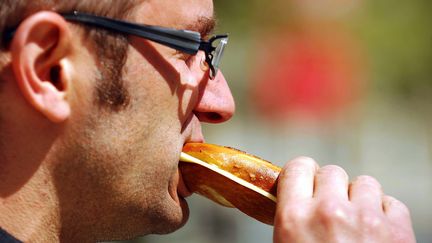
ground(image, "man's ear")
xmin=10 ymin=11 xmax=74 ymax=123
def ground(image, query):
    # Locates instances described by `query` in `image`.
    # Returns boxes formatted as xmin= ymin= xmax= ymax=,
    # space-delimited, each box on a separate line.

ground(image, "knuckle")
xmin=273 ymin=225 xmax=292 ymax=243
xmin=318 ymin=165 xmax=348 ymax=180
xmin=286 ymin=205 xmax=308 ymax=221
xmin=274 ymin=220 xmax=296 ymax=243
xmin=358 ymin=210 xmax=384 ymax=229
xmin=357 ymin=211 xmax=392 ymax=239
xmin=353 ymin=175 xmax=382 ymax=188
xmin=275 ymin=205 xmax=308 ymax=229
xmin=391 ymin=227 xmax=416 ymax=243
xmin=383 ymin=195 xmax=411 ymax=216
xmin=289 ymin=156 xmax=319 ymax=169
xmin=282 ymin=156 xmax=319 ymax=177
xmin=315 ymin=199 xmax=349 ymax=226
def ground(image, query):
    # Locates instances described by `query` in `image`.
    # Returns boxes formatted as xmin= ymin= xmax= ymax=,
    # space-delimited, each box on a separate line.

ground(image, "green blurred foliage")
xmin=215 ymin=0 xmax=432 ymax=101
xmin=355 ymin=0 xmax=432 ymax=98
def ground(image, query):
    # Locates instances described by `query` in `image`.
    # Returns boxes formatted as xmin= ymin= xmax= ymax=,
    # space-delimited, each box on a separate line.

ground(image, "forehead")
xmin=134 ymin=0 xmax=214 ymax=29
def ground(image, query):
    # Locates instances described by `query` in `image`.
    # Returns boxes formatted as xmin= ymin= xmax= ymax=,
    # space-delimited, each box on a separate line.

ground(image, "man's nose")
xmin=193 ymin=70 xmax=235 ymax=123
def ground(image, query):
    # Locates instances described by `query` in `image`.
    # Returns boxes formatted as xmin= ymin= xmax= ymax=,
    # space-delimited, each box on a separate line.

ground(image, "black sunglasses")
xmin=3 ymin=11 xmax=228 ymax=79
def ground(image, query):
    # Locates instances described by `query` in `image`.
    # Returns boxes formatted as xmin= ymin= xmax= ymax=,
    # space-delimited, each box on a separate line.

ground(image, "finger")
xmin=349 ymin=175 xmax=383 ymax=211
xmin=383 ymin=195 xmax=416 ymax=242
xmin=382 ymin=195 xmax=411 ymax=222
xmin=314 ymin=165 xmax=349 ymax=201
xmin=277 ymin=157 xmax=319 ymax=203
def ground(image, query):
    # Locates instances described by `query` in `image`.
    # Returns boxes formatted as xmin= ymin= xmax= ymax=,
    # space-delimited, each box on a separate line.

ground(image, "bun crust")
xmin=180 ymin=143 xmax=281 ymax=225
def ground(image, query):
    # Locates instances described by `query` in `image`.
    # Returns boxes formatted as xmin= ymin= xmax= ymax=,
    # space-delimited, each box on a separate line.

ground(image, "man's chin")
xmin=151 ymin=196 xmax=190 ymax=235
xmin=177 ymin=197 xmax=190 ymax=228
xmin=156 ymin=167 xmax=192 ymax=234
xmin=171 ymin=187 xmax=191 ymax=230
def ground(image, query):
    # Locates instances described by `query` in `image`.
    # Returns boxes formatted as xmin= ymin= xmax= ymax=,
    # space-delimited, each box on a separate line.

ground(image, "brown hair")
xmin=0 ymin=0 xmax=142 ymax=109
xmin=0 ymin=0 xmax=139 ymax=47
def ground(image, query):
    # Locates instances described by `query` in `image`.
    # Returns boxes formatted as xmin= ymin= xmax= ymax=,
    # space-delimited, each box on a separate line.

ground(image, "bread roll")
xmin=179 ymin=143 xmax=281 ymax=225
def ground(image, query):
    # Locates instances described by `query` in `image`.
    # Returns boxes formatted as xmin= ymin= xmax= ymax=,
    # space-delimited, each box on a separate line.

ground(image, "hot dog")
xmin=179 ymin=143 xmax=281 ymax=225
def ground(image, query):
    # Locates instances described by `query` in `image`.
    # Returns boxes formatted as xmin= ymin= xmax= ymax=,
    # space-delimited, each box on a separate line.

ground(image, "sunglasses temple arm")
xmin=62 ymin=12 xmax=202 ymax=54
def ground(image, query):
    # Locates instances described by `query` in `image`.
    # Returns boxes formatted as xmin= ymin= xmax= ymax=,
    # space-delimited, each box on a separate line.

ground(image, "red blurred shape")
xmin=251 ymin=30 xmax=366 ymax=121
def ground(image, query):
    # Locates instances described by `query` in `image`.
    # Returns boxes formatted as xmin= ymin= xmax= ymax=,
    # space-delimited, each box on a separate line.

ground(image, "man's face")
xmin=56 ymin=0 xmax=234 ymax=238
xmin=53 ymin=0 xmax=234 ymax=240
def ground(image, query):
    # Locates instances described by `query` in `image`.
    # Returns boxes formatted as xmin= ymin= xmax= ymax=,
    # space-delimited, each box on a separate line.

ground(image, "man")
xmin=0 ymin=0 xmax=415 ymax=242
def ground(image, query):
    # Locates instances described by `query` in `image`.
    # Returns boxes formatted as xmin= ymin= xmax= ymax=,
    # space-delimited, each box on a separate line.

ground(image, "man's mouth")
xmin=168 ymin=169 xmax=191 ymax=205
xmin=177 ymin=117 xmax=204 ymax=199
xmin=177 ymin=135 xmax=204 ymax=198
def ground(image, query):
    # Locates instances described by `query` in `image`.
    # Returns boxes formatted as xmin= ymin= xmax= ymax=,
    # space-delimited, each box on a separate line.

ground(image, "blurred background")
xmin=136 ymin=0 xmax=432 ymax=242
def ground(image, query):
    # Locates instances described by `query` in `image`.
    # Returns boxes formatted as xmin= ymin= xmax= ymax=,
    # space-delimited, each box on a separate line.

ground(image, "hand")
xmin=274 ymin=157 xmax=415 ymax=243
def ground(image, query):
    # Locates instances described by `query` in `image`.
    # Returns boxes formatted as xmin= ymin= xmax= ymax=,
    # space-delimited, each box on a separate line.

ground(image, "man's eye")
xmin=176 ymin=51 xmax=195 ymax=67
xmin=176 ymin=51 xmax=192 ymax=61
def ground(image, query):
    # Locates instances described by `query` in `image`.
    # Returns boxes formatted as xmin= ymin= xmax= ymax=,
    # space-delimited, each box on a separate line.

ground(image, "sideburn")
xmin=91 ymin=29 xmax=131 ymax=111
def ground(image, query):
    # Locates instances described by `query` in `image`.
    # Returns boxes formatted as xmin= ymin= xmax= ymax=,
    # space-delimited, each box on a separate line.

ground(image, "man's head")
xmin=0 ymin=0 xmax=235 ymax=241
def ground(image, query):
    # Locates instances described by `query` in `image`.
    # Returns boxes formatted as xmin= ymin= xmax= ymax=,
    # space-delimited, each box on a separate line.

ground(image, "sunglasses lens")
xmin=210 ymin=36 xmax=228 ymax=77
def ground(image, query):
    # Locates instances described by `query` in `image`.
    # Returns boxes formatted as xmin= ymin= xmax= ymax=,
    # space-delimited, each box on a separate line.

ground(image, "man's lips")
xmin=179 ymin=115 xmax=204 ymax=198
xmin=177 ymin=137 xmax=203 ymax=198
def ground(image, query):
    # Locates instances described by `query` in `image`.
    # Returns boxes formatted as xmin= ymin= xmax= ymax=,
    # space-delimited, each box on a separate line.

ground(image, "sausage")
xmin=179 ymin=143 xmax=281 ymax=225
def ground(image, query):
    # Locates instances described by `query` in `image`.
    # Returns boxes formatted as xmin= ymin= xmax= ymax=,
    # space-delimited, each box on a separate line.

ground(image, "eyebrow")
xmin=187 ymin=16 xmax=216 ymax=39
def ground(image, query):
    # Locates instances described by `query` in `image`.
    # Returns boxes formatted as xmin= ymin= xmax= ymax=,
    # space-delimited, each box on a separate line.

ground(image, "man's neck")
xmin=0 ymin=89 xmax=63 ymax=242
xmin=0 ymin=169 xmax=61 ymax=242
